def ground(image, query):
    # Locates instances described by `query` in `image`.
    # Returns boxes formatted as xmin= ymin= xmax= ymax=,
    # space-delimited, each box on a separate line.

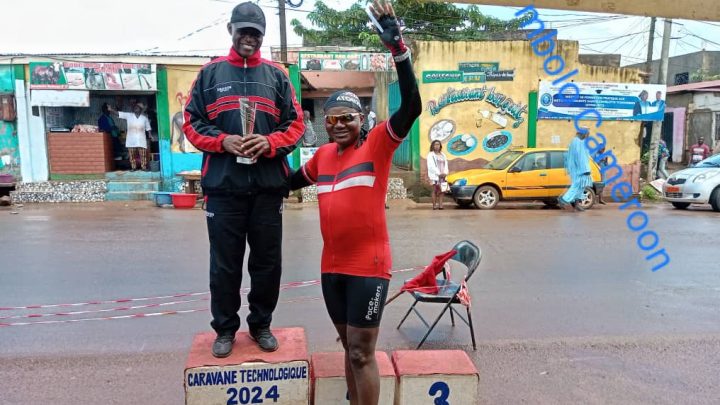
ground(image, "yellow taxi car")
xmin=446 ymin=147 xmax=603 ymax=209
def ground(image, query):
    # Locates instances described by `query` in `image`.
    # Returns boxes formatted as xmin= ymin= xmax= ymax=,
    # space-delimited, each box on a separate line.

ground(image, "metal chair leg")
xmin=416 ymin=300 xmax=453 ymax=349
xmin=449 ymin=303 xmax=456 ymax=326
xmin=466 ymin=306 xmax=477 ymax=351
xmin=397 ymin=299 xmax=418 ymax=329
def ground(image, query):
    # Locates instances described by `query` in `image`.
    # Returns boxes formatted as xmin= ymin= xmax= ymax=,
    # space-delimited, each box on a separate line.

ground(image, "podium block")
xmin=392 ymin=350 xmax=479 ymax=405
xmin=185 ymin=328 xmax=310 ymax=405
xmin=311 ymin=352 xmax=396 ymax=404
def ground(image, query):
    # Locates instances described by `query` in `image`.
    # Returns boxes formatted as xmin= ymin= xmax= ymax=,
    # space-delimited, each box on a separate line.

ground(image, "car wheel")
xmin=456 ymin=200 xmax=473 ymax=208
xmin=473 ymin=185 xmax=500 ymax=209
xmin=671 ymin=202 xmax=691 ymax=210
xmin=578 ymin=187 xmax=596 ymax=210
xmin=710 ymin=187 xmax=720 ymax=212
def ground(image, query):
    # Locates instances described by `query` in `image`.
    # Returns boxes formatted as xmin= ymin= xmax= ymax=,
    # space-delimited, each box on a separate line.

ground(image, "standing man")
xmin=558 ymin=128 xmax=592 ymax=212
xmin=301 ymin=110 xmax=317 ymax=147
xmin=690 ymin=137 xmax=711 ymax=166
xmin=657 ymin=139 xmax=670 ymax=179
xmin=183 ymin=1 xmax=304 ymax=358
xmin=98 ymin=103 xmax=122 ymax=161
xmin=112 ymin=103 xmax=151 ymax=171
xmin=594 ymin=147 xmax=608 ymax=205
xmin=364 ymin=105 xmax=377 ymax=130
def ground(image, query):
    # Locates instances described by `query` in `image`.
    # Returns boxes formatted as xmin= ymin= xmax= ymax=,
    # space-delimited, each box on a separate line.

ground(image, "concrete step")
xmin=15 ymin=180 xmax=107 ymax=194
xmin=105 ymin=171 xmax=162 ymax=182
xmin=106 ymin=181 xmax=160 ymax=193
xmin=105 ymin=191 xmax=154 ymax=201
xmin=390 ymin=168 xmax=418 ymax=189
xmin=10 ymin=191 xmax=105 ymax=203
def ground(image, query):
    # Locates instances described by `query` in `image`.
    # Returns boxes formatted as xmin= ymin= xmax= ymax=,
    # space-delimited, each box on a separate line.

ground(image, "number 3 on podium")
xmin=429 ymin=381 xmax=450 ymax=405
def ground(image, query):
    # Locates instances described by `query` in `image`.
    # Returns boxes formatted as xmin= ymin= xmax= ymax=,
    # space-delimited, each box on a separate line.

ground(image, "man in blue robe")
xmin=559 ymin=128 xmax=592 ymax=211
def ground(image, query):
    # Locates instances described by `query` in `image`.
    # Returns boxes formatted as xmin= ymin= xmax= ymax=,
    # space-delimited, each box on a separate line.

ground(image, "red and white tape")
xmin=0 ymin=296 xmax=323 ymax=327
xmin=0 ymin=266 xmax=424 ymax=327
xmin=0 ymin=297 xmax=209 ymax=321
xmin=0 ymin=266 xmax=422 ymax=312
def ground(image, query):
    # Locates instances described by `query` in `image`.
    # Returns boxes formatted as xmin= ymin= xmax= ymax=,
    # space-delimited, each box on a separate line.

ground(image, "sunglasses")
xmin=325 ymin=113 xmax=361 ymax=125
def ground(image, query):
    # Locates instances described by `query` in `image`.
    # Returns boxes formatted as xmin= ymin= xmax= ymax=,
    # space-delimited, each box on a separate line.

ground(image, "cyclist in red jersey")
xmin=291 ymin=1 xmax=421 ymax=404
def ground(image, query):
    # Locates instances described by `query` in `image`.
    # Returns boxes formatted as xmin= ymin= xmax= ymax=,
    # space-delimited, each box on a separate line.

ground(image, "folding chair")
xmin=397 ymin=240 xmax=482 ymax=350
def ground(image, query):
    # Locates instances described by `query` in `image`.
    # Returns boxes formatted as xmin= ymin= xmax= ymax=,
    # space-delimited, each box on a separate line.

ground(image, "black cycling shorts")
xmin=321 ymin=273 xmax=390 ymax=328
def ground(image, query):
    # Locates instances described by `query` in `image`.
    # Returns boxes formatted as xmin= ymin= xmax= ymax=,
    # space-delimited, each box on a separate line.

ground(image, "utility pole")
xmin=644 ymin=17 xmax=656 ymax=84
xmin=646 ymin=18 xmax=672 ymax=183
xmin=278 ymin=0 xmax=288 ymax=63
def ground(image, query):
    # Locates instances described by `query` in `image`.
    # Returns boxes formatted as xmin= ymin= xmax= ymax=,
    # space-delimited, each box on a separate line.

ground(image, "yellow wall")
xmin=165 ymin=65 xmax=202 ymax=153
xmin=415 ymin=40 xmax=644 ymax=190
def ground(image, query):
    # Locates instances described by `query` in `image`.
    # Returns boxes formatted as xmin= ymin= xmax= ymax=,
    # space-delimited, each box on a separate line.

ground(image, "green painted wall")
xmin=0 ymin=66 xmax=19 ymax=177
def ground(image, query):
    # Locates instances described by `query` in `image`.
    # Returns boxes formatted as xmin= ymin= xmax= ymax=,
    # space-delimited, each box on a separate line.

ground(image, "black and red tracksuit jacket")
xmin=183 ymin=47 xmax=304 ymax=196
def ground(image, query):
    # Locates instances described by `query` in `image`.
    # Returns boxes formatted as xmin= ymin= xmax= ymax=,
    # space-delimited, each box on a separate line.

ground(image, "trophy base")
xmin=236 ymin=156 xmax=256 ymax=165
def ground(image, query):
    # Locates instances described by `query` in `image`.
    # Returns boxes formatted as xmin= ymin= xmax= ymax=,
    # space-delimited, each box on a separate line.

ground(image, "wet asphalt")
xmin=0 ymin=200 xmax=718 ymax=404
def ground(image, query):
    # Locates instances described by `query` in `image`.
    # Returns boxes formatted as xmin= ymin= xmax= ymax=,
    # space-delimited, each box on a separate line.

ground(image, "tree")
xmin=291 ymin=0 xmax=531 ymax=48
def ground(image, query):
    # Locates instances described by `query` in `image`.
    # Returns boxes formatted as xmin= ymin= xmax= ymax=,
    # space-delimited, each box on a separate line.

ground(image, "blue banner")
xmin=538 ymin=81 xmax=667 ymax=121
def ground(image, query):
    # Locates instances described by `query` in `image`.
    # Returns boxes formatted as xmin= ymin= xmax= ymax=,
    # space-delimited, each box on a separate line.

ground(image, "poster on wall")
xmin=538 ymin=81 xmax=667 ymax=121
xmin=298 ymin=52 xmax=392 ymax=71
xmin=170 ymin=91 xmax=199 ymax=154
xmin=30 ymin=62 xmax=157 ymax=91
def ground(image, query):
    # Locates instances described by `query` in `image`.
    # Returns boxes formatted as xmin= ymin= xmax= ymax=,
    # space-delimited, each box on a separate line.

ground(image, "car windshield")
xmin=696 ymin=154 xmax=720 ymax=167
xmin=485 ymin=151 xmax=524 ymax=170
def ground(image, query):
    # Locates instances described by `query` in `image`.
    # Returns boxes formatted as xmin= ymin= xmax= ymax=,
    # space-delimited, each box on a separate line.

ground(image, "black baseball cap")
xmin=230 ymin=2 xmax=266 ymax=35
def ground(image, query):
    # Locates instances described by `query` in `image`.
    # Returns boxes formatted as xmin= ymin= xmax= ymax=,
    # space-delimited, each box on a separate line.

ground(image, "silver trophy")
xmin=237 ymin=98 xmax=257 ymax=165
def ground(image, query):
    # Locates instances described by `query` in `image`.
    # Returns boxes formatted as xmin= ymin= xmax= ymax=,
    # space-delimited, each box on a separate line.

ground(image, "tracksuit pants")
xmin=205 ymin=193 xmax=283 ymax=337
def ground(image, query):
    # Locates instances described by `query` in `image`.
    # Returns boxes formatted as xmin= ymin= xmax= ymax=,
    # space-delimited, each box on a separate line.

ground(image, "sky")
xmin=1 ymin=0 xmax=719 ymax=67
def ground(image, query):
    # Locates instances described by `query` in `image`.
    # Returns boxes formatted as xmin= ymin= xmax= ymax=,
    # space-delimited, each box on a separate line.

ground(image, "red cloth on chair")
xmin=400 ymin=250 xmax=457 ymax=294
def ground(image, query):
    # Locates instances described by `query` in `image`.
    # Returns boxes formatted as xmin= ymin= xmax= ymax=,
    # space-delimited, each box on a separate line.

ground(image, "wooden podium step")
xmin=310 ymin=351 xmax=396 ymax=404
xmin=392 ymin=350 xmax=479 ymax=405
xmin=185 ymin=328 xmax=310 ymax=405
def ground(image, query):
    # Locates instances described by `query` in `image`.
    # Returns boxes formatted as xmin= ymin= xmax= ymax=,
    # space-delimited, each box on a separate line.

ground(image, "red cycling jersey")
xmin=300 ymin=121 xmax=404 ymax=279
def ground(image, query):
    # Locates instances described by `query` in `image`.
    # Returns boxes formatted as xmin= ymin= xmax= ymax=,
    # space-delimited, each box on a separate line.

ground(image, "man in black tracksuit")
xmin=183 ymin=2 xmax=304 ymax=358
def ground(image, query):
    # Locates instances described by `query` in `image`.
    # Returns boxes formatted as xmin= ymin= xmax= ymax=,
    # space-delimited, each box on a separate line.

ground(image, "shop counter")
xmin=48 ymin=132 xmax=114 ymax=174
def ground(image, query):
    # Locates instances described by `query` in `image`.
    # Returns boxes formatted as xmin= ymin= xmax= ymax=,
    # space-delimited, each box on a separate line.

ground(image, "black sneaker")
xmin=249 ymin=328 xmax=279 ymax=352
xmin=212 ymin=335 xmax=235 ymax=358
xmin=574 ymin=200 xmax=585 ymax=212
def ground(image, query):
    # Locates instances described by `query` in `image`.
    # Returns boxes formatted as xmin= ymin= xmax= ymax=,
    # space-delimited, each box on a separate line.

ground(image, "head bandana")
xmin=323 ymin=91 xmax=363 ymax=113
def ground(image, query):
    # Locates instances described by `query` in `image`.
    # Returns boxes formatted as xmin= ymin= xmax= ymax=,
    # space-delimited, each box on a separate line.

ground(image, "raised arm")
xmin=369 ymin=0 xmax=421 ymax=138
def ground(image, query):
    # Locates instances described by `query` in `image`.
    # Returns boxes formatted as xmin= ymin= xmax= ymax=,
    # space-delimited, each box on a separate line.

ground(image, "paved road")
xmin=1 ymin=200 xmax=718 ymax=404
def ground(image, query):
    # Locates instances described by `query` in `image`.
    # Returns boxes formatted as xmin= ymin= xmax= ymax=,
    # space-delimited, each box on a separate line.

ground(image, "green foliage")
xmin=641 ymin=150 xmax=650 ymax=165
xmin=291 ymin=0 xmax=531 ymax=48
xmin=640 ymin=184 xmax=660 ymax=202
xmin=691 ymin=69 xmax=720 ymax=82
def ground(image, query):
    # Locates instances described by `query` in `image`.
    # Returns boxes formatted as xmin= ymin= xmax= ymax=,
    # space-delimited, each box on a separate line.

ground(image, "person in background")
xmin=98 ymin=103 xmax=122 ymax=161
xmin=558 ymin=128 xmax=592 ymax=212
xmin=110 ymin=103 xmax=151 ymax=171
xmin=594 ymin=146 xmax=608 ymax=205
xmin=302 ymin=110 xmax=317 ymax=147
xmin=365 ymin=105 xmax=377 ymax=130
xmin=690 ymin=137 xmax=711 ymax=166
xmin=657 ymin=139 xmax=670 ymax=179
xmin=427 ymin=140 xmax=449 ymax=210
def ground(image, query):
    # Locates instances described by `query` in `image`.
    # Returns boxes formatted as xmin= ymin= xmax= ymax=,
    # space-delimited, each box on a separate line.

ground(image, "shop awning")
xmin=31 ymin=90 xmax=90 ymax=107
xmin=301 ymin=71 xmax=376 ymax=98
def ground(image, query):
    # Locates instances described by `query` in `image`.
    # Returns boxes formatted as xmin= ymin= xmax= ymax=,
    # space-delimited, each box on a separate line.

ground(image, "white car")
xmin=663 ymin=154 xmax=720 ymax=211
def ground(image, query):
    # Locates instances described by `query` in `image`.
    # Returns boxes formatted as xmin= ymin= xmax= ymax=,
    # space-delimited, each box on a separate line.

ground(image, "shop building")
xmin=412 ymin=40 xmax=649 ymax=193
xmin=1 ymin=54 xmax=214 ymax=201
